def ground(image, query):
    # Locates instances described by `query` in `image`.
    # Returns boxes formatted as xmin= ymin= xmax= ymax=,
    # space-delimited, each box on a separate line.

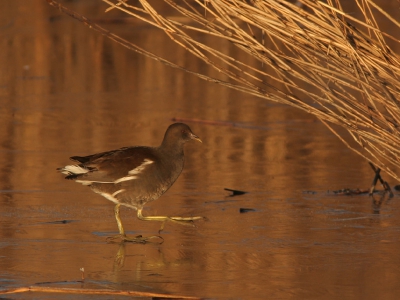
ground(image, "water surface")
xmin=1 ymin=1 xmax=400 ymax=299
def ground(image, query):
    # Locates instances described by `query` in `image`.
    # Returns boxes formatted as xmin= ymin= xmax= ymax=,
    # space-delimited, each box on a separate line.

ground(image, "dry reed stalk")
xmin=0 ymin=285 xmax=200 ymax=299
xmin=46 ymin=0 xmax=400 ymax=180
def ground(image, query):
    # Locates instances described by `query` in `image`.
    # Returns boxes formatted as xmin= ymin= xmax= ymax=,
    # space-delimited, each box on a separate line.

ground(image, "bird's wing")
xmin=62 ymin=147 xmax=158 ymax=185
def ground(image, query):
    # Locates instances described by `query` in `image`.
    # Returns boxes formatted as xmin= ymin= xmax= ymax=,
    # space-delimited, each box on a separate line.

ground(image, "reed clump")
xmin=54 ymin=0 xmax=400 ymax=180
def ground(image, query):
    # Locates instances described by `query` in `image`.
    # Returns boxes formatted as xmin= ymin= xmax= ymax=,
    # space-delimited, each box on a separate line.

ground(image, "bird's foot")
xmin=136 ymin=209 xmax=206 ymax=233
xmin=106 ymin=234 xmax=164 ymax=244
xmin=138 ymin=211 xmax=206 ymax=226
xmin=168 ymin=215 xmax=206 ymax=226
xmin=157 ymin=216 xmax=206 ymax=233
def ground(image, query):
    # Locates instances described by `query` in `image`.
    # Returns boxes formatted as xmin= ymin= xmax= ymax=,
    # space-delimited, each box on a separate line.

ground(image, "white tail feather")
xmin=60 ymin=165 xmax=89 ymax=175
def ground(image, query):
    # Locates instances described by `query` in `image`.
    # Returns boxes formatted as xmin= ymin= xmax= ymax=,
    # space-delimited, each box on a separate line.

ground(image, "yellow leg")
xmin=137 ymin=208 xmax=204 ymax=232
xmin=106 ymin=204 xmax=163 ymax=244
xmin=114 ymin=204 xmax=125 ymax=236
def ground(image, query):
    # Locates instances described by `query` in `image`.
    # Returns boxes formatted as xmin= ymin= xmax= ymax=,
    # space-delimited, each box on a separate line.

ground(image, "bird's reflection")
xmin=113 ymin=242 xmax=127 ymax=270
xmin=112 ymin=238 xmax=165 ymax=271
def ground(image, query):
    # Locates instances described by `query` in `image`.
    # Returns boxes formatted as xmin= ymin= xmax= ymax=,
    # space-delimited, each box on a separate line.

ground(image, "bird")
xmin=58 ymin=123 xmax=204 ymax=243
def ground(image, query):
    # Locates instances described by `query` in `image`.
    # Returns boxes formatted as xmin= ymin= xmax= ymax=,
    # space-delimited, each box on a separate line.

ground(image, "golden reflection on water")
xmin=1 ymin=1 xmax=400 ymax=299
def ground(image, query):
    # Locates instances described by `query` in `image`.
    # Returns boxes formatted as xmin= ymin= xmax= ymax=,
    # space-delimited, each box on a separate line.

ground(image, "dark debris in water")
xmin=302 ymin=190 xmax=317 ymax=194
xmin=239 ymin=208 xmax=256 ymax=213
xmin=204 ymin=199 xmax=237 ymax=204
xmin=42 ymin=220 xmax=77 ymax=225
xmin=224 ymin=188 xmax=248 ymax=197
xmin=304 ymin=187 xmax=392 ymax=196
xmin=331 ymin=188 xmax=369 ymax=196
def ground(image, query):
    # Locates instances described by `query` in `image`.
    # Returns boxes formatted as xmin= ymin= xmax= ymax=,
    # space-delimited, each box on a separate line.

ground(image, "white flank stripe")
xmin=75 ymin=180 xmax=113 ymax=186
xmin=114 ymin=176 xmax=137 ymax=184
xmin=114 ymin=158 xmax=154 ymax=184
xmin=75 ymin=180 xmax=93 ymax=186
xmin=128 ymin=158 xmax=154 ymax=175
xmin=98 ymin=192 xmax=119 ymax=204
xmin=112 ymin=189 xmax=125 ymax=197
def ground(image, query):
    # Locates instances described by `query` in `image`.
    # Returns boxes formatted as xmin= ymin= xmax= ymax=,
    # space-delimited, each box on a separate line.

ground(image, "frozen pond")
xmin=1 ymin=1 xmax=400 ymax=299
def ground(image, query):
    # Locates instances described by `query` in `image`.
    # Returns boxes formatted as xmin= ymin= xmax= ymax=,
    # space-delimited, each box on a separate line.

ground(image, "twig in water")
xmin=0 ymin=286 xmax=200 ymax=299
xmin=80 ymin=268 xmax=84 ymax=280
xmin=368 ymin=162 xmax=393 ymax=197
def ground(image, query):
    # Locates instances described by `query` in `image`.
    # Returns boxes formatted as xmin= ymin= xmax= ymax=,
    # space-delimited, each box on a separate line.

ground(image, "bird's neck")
xmin=159 ymin=140 xmax=185 ymax=157
xmin=157 ymin=143 xmax=185 ymax=176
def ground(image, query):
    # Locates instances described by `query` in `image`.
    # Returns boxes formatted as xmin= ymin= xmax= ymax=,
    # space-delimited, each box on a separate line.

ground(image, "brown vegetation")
xmin=48 ymin=0 xmax=400 ymax=180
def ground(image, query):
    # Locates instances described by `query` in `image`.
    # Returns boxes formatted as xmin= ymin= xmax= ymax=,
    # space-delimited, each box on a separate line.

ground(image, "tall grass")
xmin=48 ymin=0 xmax=400 ymax=180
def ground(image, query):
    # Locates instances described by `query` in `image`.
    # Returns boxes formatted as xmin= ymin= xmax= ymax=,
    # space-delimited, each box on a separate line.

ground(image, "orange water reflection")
xmin=1 ymin=1 xmax=400 ymax=299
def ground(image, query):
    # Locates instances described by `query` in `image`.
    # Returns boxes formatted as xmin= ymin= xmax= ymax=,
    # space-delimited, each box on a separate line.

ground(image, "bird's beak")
xmin=190 ymin=133 xmax=202 ymax=143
